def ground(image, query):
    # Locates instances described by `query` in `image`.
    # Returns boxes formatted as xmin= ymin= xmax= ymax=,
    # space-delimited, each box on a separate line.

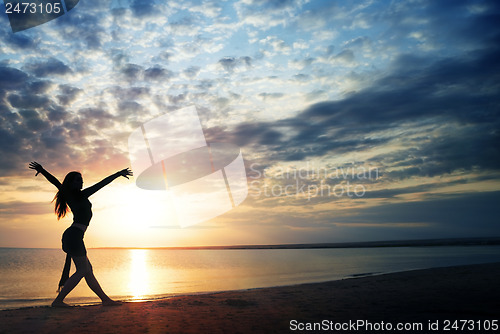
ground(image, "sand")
xmin=1 ymin=263 xmax=499 ymax=333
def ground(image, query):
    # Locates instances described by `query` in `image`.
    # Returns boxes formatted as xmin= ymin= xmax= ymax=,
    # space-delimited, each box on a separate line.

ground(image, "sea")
xmin=1 ymin=244 xmax=500 ymax=310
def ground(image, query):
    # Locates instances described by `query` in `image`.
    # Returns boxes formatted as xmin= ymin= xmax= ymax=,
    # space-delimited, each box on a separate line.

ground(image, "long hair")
xmin=53 ymin=171 xmax=81 ymax=220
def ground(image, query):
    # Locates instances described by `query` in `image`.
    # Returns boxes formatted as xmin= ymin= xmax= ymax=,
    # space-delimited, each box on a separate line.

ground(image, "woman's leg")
xmin=84 ymin=257 xmax=119 ymax=305
xmin=52 ymin=256 xmax=120 ymax=306
xmin=52 ymin=255 xmax=89 ymax=307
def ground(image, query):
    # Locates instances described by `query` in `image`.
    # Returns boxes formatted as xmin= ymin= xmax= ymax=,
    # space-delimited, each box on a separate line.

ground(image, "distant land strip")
xmin=89 ymin=237 xmax=500 ymax=250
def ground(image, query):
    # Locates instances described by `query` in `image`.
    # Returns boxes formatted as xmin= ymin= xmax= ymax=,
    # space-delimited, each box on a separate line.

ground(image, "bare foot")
xmin=102 ymin=300 xmax=122 ymax=306
xmin=51 ymin=301 xmax=71 ymax=308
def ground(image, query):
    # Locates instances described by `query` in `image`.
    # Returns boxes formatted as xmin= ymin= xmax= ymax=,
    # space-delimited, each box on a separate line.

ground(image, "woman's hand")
xmin=117 ymin=168 xmax=133 ymax=179
xmin=29 ymin=161 xmax=44 ymax=176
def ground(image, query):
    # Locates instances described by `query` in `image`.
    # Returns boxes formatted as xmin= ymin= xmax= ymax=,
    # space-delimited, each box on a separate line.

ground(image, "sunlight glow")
xmin=110 ymin=184 xmax=178 ymax=228
xmin=127 ymin=249 xmax=150 ymax=300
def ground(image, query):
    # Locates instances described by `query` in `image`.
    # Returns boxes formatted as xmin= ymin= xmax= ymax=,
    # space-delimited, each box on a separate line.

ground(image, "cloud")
xmin=204 ymin=42 xmax=500 ymax=182
xmin=28 ymin=80 xmax=53 ymax=94
xmin=236 ymin=0 xmax=307 ymax=29
xmin=130 ymin=0 xmax=158 ymax=17
xmin=144 ymin=66 xmax=174 ymax=81
xmin=331 ymin=49 xmax=355 ymax=64
xmin=334 ymin=191 xmax=500 ymax=231
xmin=54 ymin=1 xmax=108 ymax=50
xmin=0 ymin=201 xmax=52 ymax=215
xmin=218 ymin=56 xmax=252 ymax=72
xmin=118 ymin=63 xmax=174 ymax=83
xmin=183 ymin=66 xmax=201 ymax=78
xmin=258 ymin=92 xmax=284 ymax=101
xmin=186 ymin=2 xmax=222 ymax=18
xmin=0 ymin=66 xmax=29 ymax=90
xmin=259 ymin=35 xmax=292 ymax=55
xmin=288 ymin=57 xmax=315 ymax=70
xmin=7 ymin=93 xmax=51 ymax=109
xmin=168 ymin=16 xmax=199 ymax=36
xmin=1 ymin=31 xmax=38 ymax=50
xmin=23 ymin=58 xmax=73 ymax=77
xmin=57 ymin=84 xmax=82 ymax=106
xmin=120 ymin=63 xmax=144 ymax=81
xmin=79 ymin=107 xmax=116 ymax=129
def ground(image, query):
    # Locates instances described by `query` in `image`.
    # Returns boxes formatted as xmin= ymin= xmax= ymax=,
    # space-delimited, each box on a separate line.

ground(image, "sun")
xmin=107 ymin=184 xmax=179 ymax=228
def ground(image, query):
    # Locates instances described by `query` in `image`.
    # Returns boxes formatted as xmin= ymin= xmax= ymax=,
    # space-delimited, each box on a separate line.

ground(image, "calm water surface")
xmin=1 ymin=246 xmax=499 ymax=309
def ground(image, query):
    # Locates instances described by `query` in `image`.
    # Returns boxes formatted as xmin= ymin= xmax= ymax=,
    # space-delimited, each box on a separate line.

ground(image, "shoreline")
xmin=0 ymin=270 xmax=386 ymax=312
xmin=1 ymin=261 xmax=495 ymax=312
xmin=1 ymin=262 xmax=499 ymax=333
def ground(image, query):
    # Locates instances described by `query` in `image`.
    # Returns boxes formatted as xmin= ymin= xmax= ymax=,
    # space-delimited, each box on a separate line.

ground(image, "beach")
xmin=1 ymin=262 xmax=499 ymax=334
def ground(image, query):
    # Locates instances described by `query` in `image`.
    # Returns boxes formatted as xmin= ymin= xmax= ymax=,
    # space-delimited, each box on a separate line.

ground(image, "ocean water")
xmin=1 ymin=245 xmax=499 ymax=310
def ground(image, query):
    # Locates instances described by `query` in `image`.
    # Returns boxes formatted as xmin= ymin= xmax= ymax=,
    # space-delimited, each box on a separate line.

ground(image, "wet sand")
xmin=1 ymin=263 xmax=499 ymax=333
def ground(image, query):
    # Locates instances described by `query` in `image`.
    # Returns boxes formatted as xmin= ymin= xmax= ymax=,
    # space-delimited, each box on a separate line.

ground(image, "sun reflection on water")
xmin=127 ymin=249 xmax=150 ymax=300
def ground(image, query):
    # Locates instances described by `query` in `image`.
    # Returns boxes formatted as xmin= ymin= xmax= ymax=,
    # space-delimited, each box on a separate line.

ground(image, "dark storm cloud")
xmin=359 ymin=179 xmax=469 ymax=199
xmin=0 ymin=66 xmax=29 ymax=90
xmin=130 ymin=0 xmax=157 ymax=17
xmin=18 ymin=109 xmax=48 ymax=131
xmin=40 ymin=126 xmax=67 ymax=148
xmin=57 ymin=84 xmax=82 ymax=106
xmin=383 ymin=0 xmax=500 ymax=48
xmin=7 ymin=93 xmax=50 ymax=109
xmin=27 ymin=81 xmax=53 ymax=94
xmin=1 ymin=30 xmax=38 ymax=50
xmin=334 ymin=191 xmax=500 ymax=233
xmin=372 ymin=124 xmax=500 ymax=179
xmin=47 ymin=105 xmax=68 ymax=123
xmin=23 ymin=58 xmax=72 ymax=77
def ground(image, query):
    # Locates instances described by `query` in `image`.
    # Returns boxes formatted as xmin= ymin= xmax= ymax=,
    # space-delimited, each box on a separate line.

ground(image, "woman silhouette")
xmin=29 ymin=161 xmax=132 ymax=307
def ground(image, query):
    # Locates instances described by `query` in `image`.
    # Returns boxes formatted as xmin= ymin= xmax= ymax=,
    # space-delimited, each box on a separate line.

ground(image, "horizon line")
xmin=2 ymin=236 xmax=500 ymax=250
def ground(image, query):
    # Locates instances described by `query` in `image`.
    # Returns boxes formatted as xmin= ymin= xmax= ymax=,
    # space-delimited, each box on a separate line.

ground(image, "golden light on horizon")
xmin=127 ymin=249 xmax=150 ymax=300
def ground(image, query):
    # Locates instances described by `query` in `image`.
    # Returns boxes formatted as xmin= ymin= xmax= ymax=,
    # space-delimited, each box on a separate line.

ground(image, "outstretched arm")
xmin=29 ymin=162 xmax=62 ymax=190
xmin=82 ymin=168 xmax=133 ymax=198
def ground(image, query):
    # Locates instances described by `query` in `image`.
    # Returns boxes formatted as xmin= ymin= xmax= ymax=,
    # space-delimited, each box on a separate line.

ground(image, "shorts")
xmin=62 ymin=226 xmax=87 ymax=257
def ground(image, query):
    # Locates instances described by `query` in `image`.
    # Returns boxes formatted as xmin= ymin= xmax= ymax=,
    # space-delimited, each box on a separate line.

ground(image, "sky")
xmin=0 ymin=0 xmax=499 ymax=248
